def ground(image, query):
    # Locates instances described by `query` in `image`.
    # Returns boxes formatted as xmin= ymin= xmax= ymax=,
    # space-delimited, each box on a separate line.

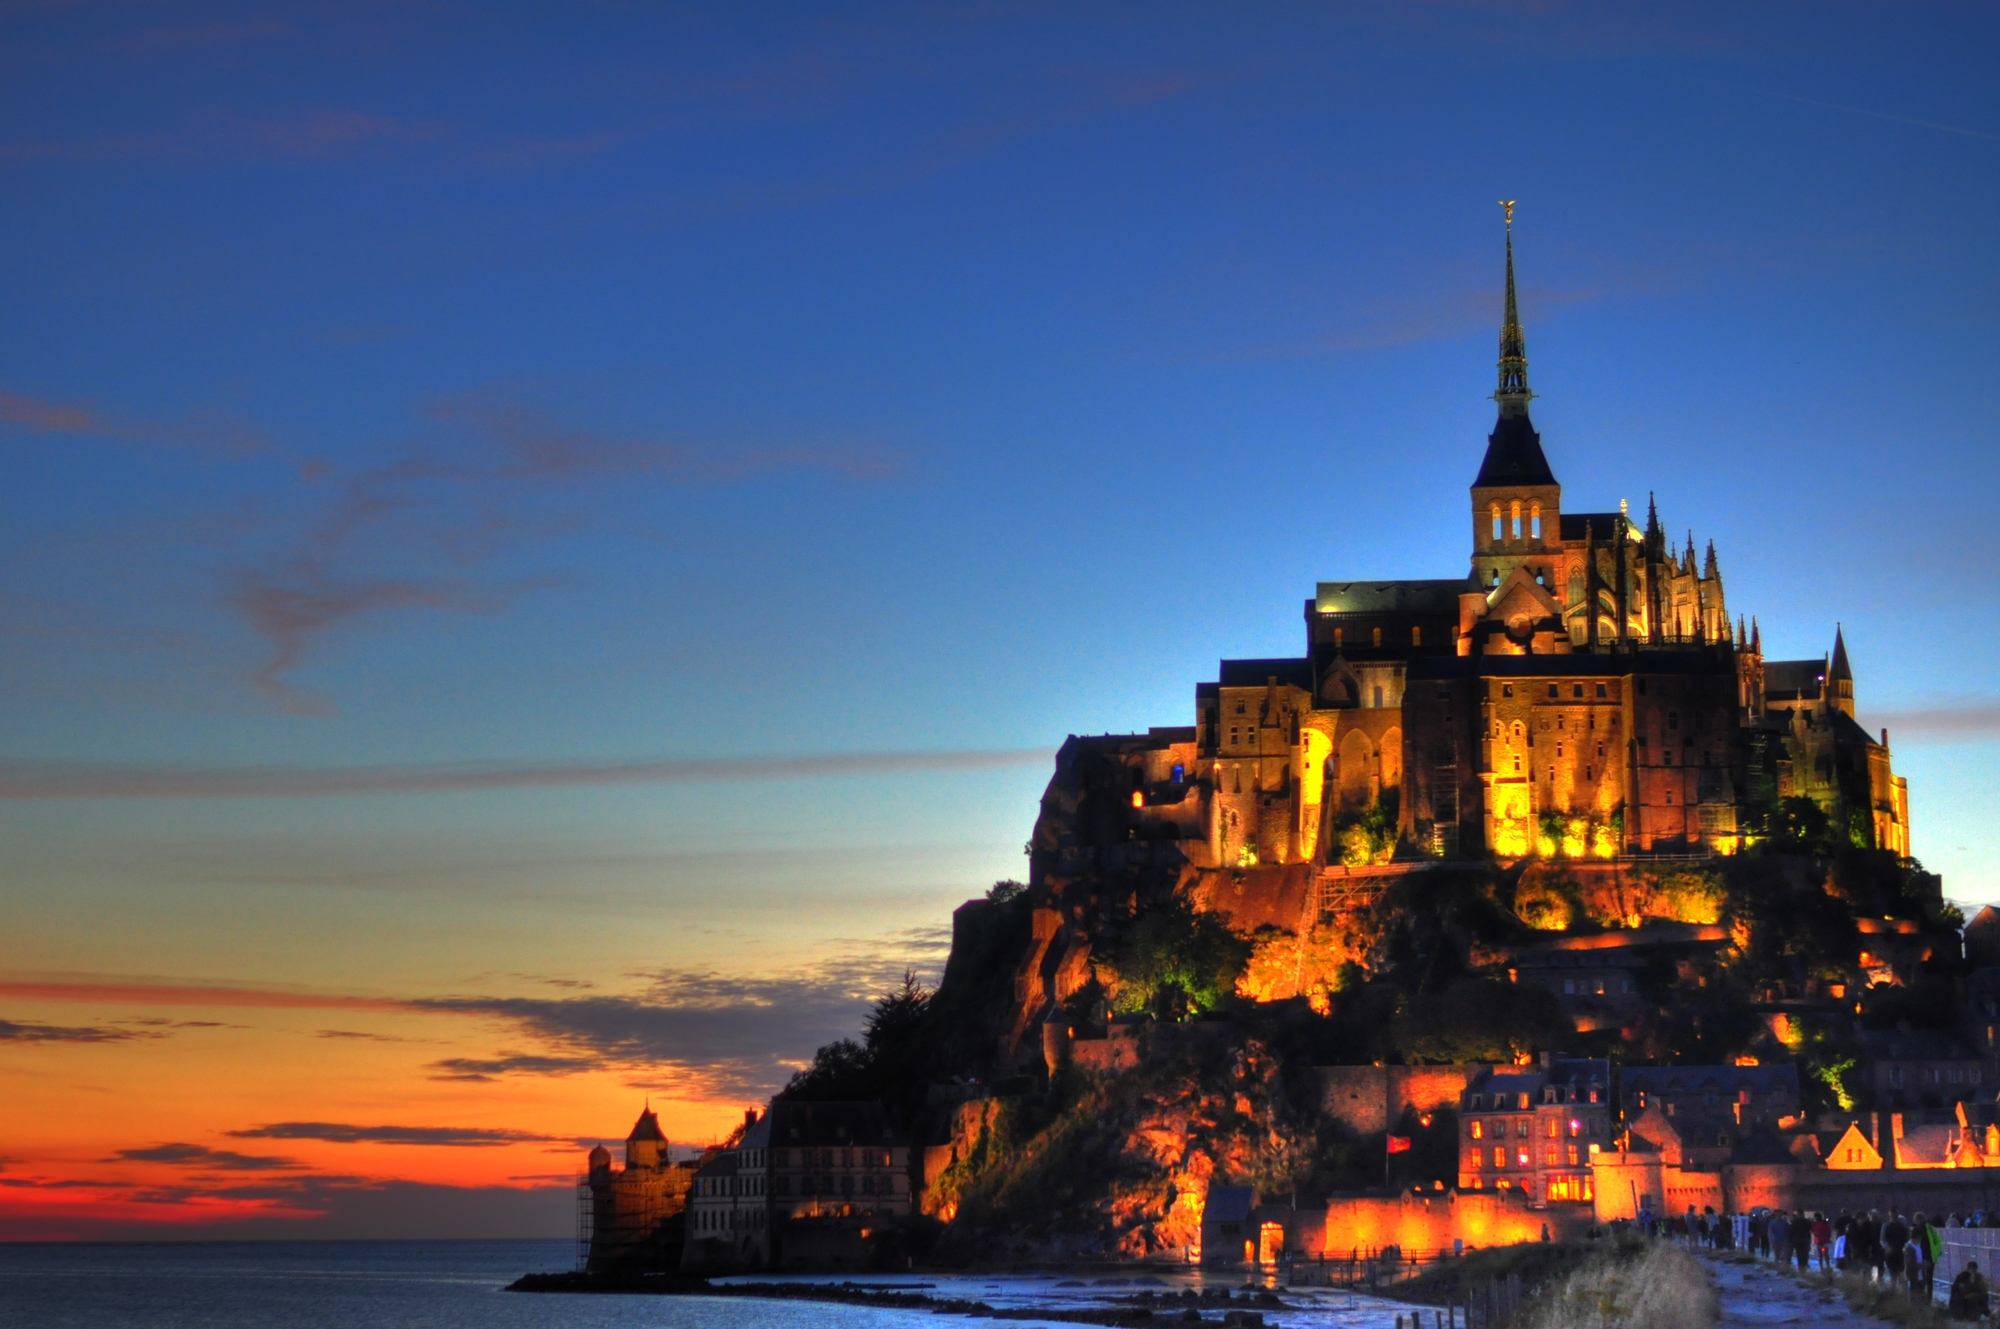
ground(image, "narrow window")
xmin=1548 ymin=684 xmax=1559 ymax=698
xmin=1491 ymin=504 xmax=1503 ymax=542
xmin=1530 ymin=503 xmax=1542 ymax=540
xmin=1372 ymin=626 xmax=1383 ymax=647
xmin=1333 ymin=627 xmax=1343 ymax=647
xmin=1511 ymin=501 xmax=1522 ymax=540
xmin=1573 ymin=684 xmax=1584 ymax=699
xmin=1503 ymin=684 xmax=1514 ymax=698
xmin=1372 ymin=685 xmax=1384 ymax=709
xmin=1411 ymin=625 xmax=1422 ymax=646
xmin=1596 ymin=683 xmax=1607 ymax=698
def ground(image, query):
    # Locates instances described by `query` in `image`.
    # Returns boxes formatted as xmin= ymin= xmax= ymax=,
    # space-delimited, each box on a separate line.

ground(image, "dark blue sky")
xmin=3 ymin=3 xmax=1998 ymax=1008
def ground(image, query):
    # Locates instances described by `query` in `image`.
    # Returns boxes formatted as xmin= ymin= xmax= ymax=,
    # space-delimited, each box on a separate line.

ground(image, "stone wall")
xmin=1591 ymin=1152 xmax=2000 ymax=1222
xmin=1283 ymin=1189 xmax=1592 ymax=1258
xmin=1313 ymin=1066 xmax=1470 ymax=1137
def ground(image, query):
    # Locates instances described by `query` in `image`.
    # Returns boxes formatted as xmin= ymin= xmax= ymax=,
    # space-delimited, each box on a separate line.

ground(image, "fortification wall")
xmin=1590 ymin=1156 xmax=2000 ymax=1222
xmin=1290 ymin=1189 xmax=1592 ymax=1256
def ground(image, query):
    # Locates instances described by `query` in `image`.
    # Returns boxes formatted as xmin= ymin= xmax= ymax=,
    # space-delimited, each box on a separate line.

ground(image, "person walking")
xmin=1859 ymin=1210 xmax=1884 ymax=1282
xmin=1793 ymin=1210 xmax=1814 ymax=1272
xmin=1813 ymin=1213 xmax=1833 ymax=1273
xmin=1885 ymin=1212 xmax=1910 ymax=1287
xmin=1771 ymin=1211 xmax=1792 ymax=1265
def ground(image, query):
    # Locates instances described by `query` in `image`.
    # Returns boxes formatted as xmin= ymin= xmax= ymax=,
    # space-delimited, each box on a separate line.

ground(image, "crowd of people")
xmin=1624 ymin=1203 xmax=1996 ymax=1318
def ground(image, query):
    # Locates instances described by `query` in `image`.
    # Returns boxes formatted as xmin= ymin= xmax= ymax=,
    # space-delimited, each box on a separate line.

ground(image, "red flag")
xmin=1386 ymin=1135 xmax=1412 ymax=1154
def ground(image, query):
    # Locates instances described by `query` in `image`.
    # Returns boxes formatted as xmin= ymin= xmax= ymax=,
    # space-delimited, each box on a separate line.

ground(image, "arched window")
xmin=1530 ymin=503 xmax=1542 ymax=540
xmin=1372 ymin=626 xmax=1383 ymax=647
xmin=1510 ymin=500 xmax=1522 ymax=540
xmin=1411 ymin=625 xmax=1422 ymax=647
xmin=1491 ymin=503 xmax=1502 ymax=542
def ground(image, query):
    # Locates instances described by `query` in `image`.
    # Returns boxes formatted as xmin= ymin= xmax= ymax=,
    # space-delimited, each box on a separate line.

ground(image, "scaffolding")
xmin=574 ymin=1174 xmax=593 ymax=1271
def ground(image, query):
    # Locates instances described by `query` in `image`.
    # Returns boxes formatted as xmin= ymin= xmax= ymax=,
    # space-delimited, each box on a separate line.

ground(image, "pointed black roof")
xmin=1474 ymin=412 xmax=1556 ymax=487
xmin=627 ymin=1107 xmax=666 ymax=1143
xmin=1829 ymin=626 xmax=1853 ymax=682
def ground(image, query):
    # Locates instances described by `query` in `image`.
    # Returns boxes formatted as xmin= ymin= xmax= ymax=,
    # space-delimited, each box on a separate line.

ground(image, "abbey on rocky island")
xmin=1048 ymin=224 xmax=1909 ymax=874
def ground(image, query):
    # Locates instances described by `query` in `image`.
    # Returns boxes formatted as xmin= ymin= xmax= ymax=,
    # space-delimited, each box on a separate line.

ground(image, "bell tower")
xmin=1470 ymin=204 xmax=1562 ymax=594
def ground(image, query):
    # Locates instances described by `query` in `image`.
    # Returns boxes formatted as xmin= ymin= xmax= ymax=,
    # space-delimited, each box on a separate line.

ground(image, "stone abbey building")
xmin=1051 ymin=225 xmax=1909 ymax=872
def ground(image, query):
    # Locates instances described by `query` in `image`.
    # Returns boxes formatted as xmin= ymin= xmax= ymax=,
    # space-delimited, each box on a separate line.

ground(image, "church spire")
xmin=1495 ymin=202 xmax=1531 ymax=415
xmin=1472 ymin=205 xmax=1555 ymax=490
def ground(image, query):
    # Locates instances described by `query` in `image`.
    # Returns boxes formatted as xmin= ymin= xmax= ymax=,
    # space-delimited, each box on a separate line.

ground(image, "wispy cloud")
xmin=111 ymin=1144 xmax=301 ymax=1172
xmin=0 ymin=385 xmax=268 ymax=456
xmin=1766 ymin=91 xmax=2000 ymax=145
xmin=424 ymin=1054 xmax=604 ymax=1083
xmin=420 ymin=933 xmax=953 ymax=1097
xmin=3 ymin=934 xmax=950 ymax=1100
xmin=0 ymin=109 xmax=449 ymax=167
xmin=0 ymin=747 xmax=1048 ymax=800
xmin=211 ymin=389 xmax=896 ymax=710
xmin=0 ymin=980 xmax=406 ymax=1011
xmin=221 ymin=559 xmax=536 ymax=714
xmin=227 ymin=1122 xmax=561 ymax=1147
xmin=1874 ymin=704 xmax=2000 ymax=743
xmin=0 ymin=1017 xmax=155 ymax=1044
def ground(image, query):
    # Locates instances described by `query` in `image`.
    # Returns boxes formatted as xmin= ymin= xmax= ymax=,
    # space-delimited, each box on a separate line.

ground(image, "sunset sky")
xmin=3 ymin=1 xmax=1997 ymax=1240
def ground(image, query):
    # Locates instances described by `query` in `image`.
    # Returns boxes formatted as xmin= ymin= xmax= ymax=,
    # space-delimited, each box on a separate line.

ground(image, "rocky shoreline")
xmin=505 ymin=1272 xmax=1289 ymax=1328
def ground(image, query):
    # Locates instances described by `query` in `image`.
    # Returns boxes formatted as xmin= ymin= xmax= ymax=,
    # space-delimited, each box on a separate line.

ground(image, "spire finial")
xmin=1494 ymin=207 xmax=1531 ymax=414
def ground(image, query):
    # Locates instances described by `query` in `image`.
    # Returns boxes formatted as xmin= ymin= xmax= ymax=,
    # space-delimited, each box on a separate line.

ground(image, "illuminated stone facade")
xmin=1037 ymin=225 xmax=1910 ymax=877
xmin=585 ymin=1106 xmax=696 ymax=1271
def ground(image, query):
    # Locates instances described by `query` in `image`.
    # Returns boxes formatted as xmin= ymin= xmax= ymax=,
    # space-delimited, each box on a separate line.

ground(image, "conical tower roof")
xmin=627 ymin=1106 xmax=666 ymax=1143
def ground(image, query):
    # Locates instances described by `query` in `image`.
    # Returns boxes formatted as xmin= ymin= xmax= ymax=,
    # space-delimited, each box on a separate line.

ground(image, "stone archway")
xmin=1337 ymin=729 xmax=1376 ymax=816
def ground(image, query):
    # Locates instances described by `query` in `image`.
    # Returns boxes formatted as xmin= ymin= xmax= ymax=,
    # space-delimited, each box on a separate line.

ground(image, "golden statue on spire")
xmin=1499 ymin=199 xmax=1516 ymax=227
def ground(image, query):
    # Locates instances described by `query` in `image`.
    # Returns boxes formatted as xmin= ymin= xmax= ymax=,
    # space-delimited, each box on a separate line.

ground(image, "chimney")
xmin=1892 ymin=1112 xmax=1905 ymax=1142
xmin=745 ymin=1108 xmax=758 ymax=1130
xmin=1869 ymin=1112 xmax=1880 ymax=1149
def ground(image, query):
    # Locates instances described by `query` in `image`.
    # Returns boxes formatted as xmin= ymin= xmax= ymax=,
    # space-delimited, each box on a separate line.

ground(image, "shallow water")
xmin=0 ymin=1241 xmax=1419 ymax=1329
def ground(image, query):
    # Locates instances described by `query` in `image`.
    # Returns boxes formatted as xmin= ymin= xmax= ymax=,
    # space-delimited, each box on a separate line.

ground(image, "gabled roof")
xmin=1203 ymin=1184 xmax=1257 ymax=1224
xmin=1728 ymin=1128 xmax=1800 ymax=1165
xmin=692 ymin=1147 xmax=738 ymax=1178
xmin=1896 ymin=1123 xmax=1957 ymax=1168
xmin=1558 ymin=512 xmax=1627 ymax=542
xmin=1859 ymin=1027 xmax=1972 ymax=1062
xmin=1763 ymin=660 xmax=1825 ymax=702
xmin=1214 ymin=657 xmax=1315 ymax=690
xmin=1621 ymin=1064 xmax=1801 ymax=1097
xmin=768 ymin=1100 xmax=903 ymax=1146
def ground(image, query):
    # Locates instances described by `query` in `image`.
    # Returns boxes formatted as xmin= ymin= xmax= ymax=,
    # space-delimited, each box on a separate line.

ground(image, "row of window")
xmin=1468 ymin=1116 xmax=1599 ymax=1142
xmin=693 ymin=1207 xmax=765 ymax=1231
xmin=1489 ymin=501 xmax=1543 ymax=543
xmin=1475 ymin=1144 xmax=1594 ymax=1168
xmin=1559 ymin=978 xmax=1634 ymax=996
xmin=1467 ymin=1088 xmax=1603 ymax=1110
xmin=777 ymin=1148 xmax=896 ymax=1169
xmin=782 ymin=1175 xmax=898 ymax=1197
xmin=1887 ymin=1066 xmax=1983 ymax=1088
